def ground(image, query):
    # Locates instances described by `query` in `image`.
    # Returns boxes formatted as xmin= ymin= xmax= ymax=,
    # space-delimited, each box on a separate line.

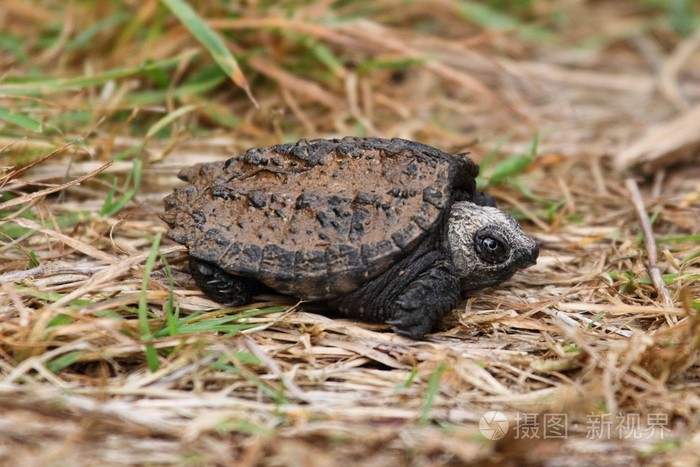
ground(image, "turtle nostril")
xmin=531 ymin=242 xmax=540 ymax=262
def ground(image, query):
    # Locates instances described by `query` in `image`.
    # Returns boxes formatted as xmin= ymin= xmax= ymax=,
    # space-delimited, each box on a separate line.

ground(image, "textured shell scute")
xmin=160 ymin=137 xmax=479 ymax=299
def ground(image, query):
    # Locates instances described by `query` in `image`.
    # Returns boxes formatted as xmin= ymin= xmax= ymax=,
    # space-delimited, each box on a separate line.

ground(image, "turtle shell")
xmin=160 ymin=137 xmax=479 ymax=300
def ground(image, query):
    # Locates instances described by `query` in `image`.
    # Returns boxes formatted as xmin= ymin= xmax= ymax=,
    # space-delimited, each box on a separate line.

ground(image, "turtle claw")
xmin=386 ymin=316 xmax=431 ymax=340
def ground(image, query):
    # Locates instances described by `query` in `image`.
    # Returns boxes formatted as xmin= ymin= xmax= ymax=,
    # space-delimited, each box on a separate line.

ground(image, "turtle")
xmin=160 ymin=136 xmax=539 ymax=339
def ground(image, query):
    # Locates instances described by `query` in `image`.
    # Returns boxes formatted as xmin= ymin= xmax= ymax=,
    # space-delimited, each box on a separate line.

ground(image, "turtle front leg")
xmin=188 ymin=256 xmax=269 ymax=305
xmin=334 ymin=249 xmax=461 ymax=339
xmin=385 ymin=262 xmax=461 ymax=339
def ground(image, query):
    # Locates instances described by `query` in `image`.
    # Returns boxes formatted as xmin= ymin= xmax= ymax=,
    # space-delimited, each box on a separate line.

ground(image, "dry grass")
xmin=1 ymin=1 xmax=699 ymax=465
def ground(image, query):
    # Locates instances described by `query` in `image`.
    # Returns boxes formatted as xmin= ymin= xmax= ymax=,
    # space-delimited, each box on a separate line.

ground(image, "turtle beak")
xmin=518 ymin=239 xmax=539 ymax=268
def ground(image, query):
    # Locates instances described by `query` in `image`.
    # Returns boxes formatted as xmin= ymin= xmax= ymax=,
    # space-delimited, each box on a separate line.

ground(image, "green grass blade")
xmin=47 ymin=314 xmax=75 ymax=328
xmin=0 ymin=107 xmax=42 ymax=132
xmin=488 ymin=153 xmax=534 ymax=185
xmin=456 ymin=1 xmax=554 ymax=41
xmin=458 ymin=1 xmax=522 ymax=30
xmin=99 ymin=159 xmax=143 ymax=217
xmin=401 ymin=367 xmax=419 ymax=389
xmin=26 ymin=250 xmax=41 ymax=268
xmin=160 ymin=0 xmax=257 ymax=106
xmin=66 ymin=11 xmax=129 ymax=51
xmin=0 ymin=56 xmax=184 ymax=95
xmin=160 ymin=253 xmax=179 ymax=337
xmin=658 ymin=234 xmax=700 ymax=244
xmin=488 ymin=133 xmax=539 ymax=185
xmin=419 ymin=362 xmax=446 ymax=425
xmin=47 ymin=350 xmax=84 ymax=373
xmin=139 ymin=232 xmax=162 ymax=372
xmin=126 ymin=67 xmax=227 ymax=106
xmin=146 ymin=104 xmax=197 ymax=138
xmin=358 ymin=58 xmax=426 ymax=73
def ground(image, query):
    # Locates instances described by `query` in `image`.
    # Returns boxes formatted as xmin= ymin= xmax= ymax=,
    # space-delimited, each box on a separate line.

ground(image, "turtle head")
xmin=447 ymin=201 xmax=539 ymax=291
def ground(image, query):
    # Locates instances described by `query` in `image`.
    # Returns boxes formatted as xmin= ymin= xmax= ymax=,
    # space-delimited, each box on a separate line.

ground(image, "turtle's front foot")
xmin=385 ymin=262 xmax=461 ymax=339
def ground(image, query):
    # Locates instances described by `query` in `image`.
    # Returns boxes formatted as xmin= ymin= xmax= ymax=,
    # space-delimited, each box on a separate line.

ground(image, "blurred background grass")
xmin=1 ymin=0 xmax=698 ymax=149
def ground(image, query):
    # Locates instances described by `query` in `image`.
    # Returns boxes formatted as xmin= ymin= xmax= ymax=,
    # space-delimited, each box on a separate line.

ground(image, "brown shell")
xmin=160 ymin=137 xmax=479 ymax=300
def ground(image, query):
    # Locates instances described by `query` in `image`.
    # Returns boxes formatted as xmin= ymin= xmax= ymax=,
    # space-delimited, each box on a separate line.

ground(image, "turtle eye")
xmin=483 ymin=237 xmax=499 ymax=250
xmin=474 ymin=230 xmax=509 ymax=264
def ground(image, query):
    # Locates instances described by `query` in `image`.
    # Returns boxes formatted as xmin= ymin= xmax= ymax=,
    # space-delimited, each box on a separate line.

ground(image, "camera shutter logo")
xmin=479 ymin=411 xmax=509 ymax=440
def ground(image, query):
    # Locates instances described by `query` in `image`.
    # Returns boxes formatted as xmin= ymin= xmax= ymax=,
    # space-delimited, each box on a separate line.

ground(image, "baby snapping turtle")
xmin=160 ymin=137 xmax=538 ymax=338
